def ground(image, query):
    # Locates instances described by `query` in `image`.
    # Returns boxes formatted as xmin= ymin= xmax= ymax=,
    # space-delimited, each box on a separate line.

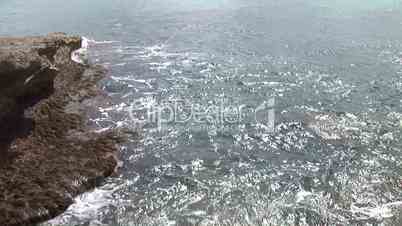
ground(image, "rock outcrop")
xmin=0 ymin=33 xmax=121 ymax=226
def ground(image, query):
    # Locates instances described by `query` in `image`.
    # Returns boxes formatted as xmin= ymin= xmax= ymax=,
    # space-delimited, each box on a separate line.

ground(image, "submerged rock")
xmin=303 ymin=112 xmax=364 ymax=142
xmin=0 ymin=33 xmax=121 ymax=226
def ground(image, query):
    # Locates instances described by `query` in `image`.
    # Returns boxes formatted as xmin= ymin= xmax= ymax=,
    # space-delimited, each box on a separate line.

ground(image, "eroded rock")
xmin=0 ymin=33 xmax=120 ymax=226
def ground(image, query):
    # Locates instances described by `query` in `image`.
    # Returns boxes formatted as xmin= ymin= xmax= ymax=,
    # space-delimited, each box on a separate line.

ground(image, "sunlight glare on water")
xmin=0 ymin=0 xmax=401 ymax=225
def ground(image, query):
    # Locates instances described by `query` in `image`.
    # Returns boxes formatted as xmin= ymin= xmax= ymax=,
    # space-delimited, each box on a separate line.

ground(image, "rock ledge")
xmin=0 ymin=33 xmax=120 ymax=226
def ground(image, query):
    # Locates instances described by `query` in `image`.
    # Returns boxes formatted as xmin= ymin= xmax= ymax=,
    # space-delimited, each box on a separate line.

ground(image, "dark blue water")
xmin=1 ymin=1 xmax=402 ymax=225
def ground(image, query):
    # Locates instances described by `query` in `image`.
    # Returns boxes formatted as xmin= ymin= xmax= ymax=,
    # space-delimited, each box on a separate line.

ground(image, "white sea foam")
xmin=71 ymin=37 xmax=118 ymax=64
xmin=45 ymin=180 xmax=133 ymax=225
xmin=351 ymin=201 xmax=402 ymax=221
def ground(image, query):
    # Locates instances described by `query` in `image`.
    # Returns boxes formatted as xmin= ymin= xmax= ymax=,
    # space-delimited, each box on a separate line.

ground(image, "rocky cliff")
xmin=0 ymin=33 xmax=121 ymax=226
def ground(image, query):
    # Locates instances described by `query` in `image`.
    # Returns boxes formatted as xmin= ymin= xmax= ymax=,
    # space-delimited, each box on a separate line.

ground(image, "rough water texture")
xmin=0 ymin=33 xmax=121 ymax=226
xmin=1 ymin=1 xmax=402 ymax=226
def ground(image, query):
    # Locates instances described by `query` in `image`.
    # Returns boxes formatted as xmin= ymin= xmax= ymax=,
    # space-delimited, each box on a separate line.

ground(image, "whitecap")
xmin=71 ymin=37 xmax=119 ymax=64
xmin=351 ymin=201 xmax=402 ymax=221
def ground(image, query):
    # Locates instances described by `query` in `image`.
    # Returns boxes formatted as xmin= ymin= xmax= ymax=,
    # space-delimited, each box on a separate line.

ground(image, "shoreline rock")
xmin=0 ymin=33 xmax=121 ymax=226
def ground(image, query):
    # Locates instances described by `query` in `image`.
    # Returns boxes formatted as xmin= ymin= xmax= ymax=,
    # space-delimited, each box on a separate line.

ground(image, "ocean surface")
xmin=1 ymin=0 xmax=402 ymax=225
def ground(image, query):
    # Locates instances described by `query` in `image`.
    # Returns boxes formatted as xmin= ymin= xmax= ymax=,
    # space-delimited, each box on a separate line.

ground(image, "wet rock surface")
xmin=0 ymin=33 xmax=121 ymax=226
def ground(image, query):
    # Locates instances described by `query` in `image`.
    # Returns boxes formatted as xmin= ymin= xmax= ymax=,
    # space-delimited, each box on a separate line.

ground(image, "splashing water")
xmin=1 ymin=0 xmax=401 ymax=225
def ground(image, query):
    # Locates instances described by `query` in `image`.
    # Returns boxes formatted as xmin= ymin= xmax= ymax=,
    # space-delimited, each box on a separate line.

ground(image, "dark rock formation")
xmin=0 ymin=33 xmax=121 ymax=226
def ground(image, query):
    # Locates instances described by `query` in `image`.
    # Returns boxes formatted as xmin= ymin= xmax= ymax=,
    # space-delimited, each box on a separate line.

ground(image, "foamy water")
xmin=1 ymin=0 xmax=402 ymax=225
